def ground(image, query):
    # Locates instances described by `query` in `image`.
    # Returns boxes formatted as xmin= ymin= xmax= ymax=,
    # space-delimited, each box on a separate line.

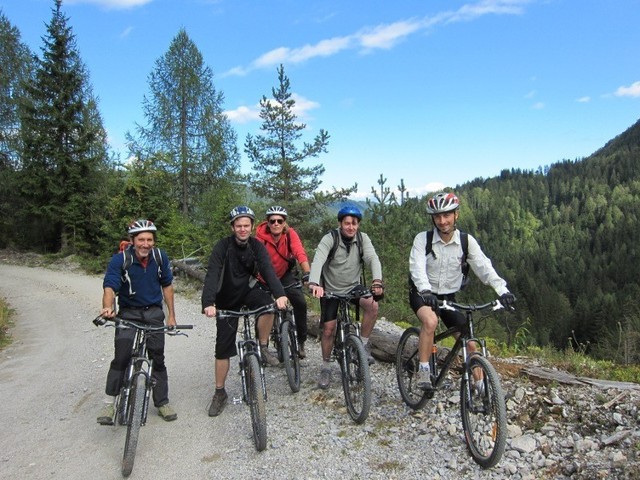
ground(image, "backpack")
xmin=424 ymin=230 xmax=470 ymax=289
xmin=121 ymin=245 xmax=164 ymax=296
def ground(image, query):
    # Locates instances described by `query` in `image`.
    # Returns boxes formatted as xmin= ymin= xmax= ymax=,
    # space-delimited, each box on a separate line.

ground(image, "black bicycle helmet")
xmin=229 ymin=205 xmax=255 ymax=224
xmin=337 ymin=205 xmax=363 ymax=221
xmin=127 ymin=219 xmax=157 ymax=235
xmin=426 ymin=192 xmax=460 ymax=214
xmin=265 ymin=205 xmax=288 ymax=218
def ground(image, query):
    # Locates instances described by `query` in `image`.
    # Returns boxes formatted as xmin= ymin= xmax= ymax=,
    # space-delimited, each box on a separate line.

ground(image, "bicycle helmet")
xmin=337 ymin=205 xmax=363 ymax=221
xmin=127 ymin=219 xmax=157 ymax=235
xmin=265 ymin=205 xmax=288 ymax=218
xmin=426 ymin=192 xmax=460 ymax=214
xmin=229 ymin=205 xmax=255 ymax=224
xmin=338 ymin=205 xmax=362 ymax=222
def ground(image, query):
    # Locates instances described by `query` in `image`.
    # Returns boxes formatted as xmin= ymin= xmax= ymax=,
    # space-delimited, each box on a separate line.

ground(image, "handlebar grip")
xmin=174 ymin=325 xmax=194 ymax=329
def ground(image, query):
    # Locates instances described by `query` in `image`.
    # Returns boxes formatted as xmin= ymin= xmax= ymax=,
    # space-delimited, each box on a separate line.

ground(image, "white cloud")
xmin=65 ymin=0 xmax=152 ymax=8
xmin=614 ymin=81 xmax=640 ymax=98
xmin=524 ymin=90 xmax=536 ymax=99
xmin=576 ymin=96 xmax=591 ymax=103
xmin=225 ymin=93 xmax=320 ymax=125
xmin=532 ymin=102 xmax=545 ymax=109
xmin=119 ymin=26 xmax=134 ymax=39
xmin=223 ymin=0 xmax=529 ymax=76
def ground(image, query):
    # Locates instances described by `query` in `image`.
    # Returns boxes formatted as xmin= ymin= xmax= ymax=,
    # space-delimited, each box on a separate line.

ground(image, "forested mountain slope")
xmin=453 ymin=118 xmax=640 ymax=361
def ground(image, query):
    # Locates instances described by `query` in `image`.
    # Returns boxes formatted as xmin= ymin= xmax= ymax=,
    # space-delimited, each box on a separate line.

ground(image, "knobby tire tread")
xmin=281 ymin=320 xmax=301 ymax=393
xmin=246 ymin=354 xmax=267 ymax=451
xmin=396 ymin=327 xmax=430 ymax=410
xmin=460 ymin=354 xmax=507 ymax=469
xmin=121 ymin=373 xmax=145 ymax=477
xmin=341 ymin=335 xmax=371 ymax=424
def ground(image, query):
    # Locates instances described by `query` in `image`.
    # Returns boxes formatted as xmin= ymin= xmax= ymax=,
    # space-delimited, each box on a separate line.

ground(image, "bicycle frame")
xmin=119 ymin=327 xmax=154 ymax=426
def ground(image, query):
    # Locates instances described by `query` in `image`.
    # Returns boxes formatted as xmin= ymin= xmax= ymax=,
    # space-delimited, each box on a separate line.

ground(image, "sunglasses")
xmin=269 ymin=218 xmax=285 ymax=225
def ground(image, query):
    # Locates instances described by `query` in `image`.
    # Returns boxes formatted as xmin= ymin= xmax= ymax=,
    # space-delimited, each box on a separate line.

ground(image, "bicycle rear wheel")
xmin=460 ymin=354 xmax=507 ymax=468
xmin=121 ymin=372 xmax=145 ymax=477
xmin=281 ymin=319 xmax=301 ymax=393
xmin=245 ymin=354 xmax=267 ymax=451
xmin=340 ymin=335 xmax=371 ymax=424
xmin=396 ymin=327 xmax=431 ymax=410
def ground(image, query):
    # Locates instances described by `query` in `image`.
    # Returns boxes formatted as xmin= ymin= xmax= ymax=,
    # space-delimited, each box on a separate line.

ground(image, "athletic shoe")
xmin=318 ymin=367 xmax=331 ymax=389
xmin=97 ymin=403 xmax=114 ymax=426
xmin=416 ymin=367 xmax=432 ymax=391
xmin=208 ymin=390 xmax=228 ymax=417
xmin=158 ymin=404 xmax=177 ymax=422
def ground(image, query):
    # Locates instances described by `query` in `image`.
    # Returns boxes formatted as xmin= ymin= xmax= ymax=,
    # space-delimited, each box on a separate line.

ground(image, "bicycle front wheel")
xmin=281 ymin=320 xmax=301 ymax=393
xmin=245 ymin=354 xmax=267 ymax=451
xmin=396 ymin=327 xmax=431 ymax=410
xmin=340 ymin=335 xmax=371 ymax=424
xmin=122 ymin=373 xmax=145 ymax=477
xmin=460 ymin=354 xmax=507 ymax=469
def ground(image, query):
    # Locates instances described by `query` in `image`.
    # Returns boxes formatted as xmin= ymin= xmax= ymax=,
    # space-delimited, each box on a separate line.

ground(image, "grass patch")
xmin=0 ymin=297 xmax=13 ymax=349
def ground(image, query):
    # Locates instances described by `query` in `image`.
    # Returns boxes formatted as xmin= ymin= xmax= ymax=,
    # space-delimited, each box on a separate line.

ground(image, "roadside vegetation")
xmin=0 ymin=298 xmax=11 ymax=349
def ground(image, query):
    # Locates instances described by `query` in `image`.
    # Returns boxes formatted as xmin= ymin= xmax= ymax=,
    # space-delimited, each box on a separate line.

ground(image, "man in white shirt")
xmin=408 ymin=192 xmax=515 ymax=390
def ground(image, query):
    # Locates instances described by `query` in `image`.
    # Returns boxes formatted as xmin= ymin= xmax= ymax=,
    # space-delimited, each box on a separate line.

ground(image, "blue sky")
xmin=2 ymin=0 xmax=639 ymax=199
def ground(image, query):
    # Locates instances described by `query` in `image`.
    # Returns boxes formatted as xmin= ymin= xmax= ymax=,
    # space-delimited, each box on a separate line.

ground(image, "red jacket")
xmin=255 ymin=221 xmax=309 ymax=279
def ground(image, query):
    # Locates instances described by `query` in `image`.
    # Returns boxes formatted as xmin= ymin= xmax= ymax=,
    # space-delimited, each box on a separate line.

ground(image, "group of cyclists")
xmin=96 ymin=191 xmax=515 ymax=426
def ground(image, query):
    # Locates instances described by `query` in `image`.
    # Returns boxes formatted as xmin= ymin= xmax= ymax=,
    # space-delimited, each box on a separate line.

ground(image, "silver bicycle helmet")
xmin=127 ymin=219 xmax=157 ymax=235
xmin=229 ymin=205 xmax=255 ymax=224
xmin=265 ymin=205 xmax=288 ymax=218
xmin=426 ymin=192 xmax=460 ymax=214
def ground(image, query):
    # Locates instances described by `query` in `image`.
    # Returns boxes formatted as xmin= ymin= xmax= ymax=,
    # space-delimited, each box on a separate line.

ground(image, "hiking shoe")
xmin=298 ymin=342 xmax=306 ymax=359
xmin=261 ymin=346 xmax=280 ymax=367
xmin=318 ymin=367 xmax=332 ymax=389
xmin=97 ymin=403 xmax=115 ymax=425
xmin=158 ymin=404 xmax=177 ymax=422
xmin=208 ymin=390 xmax=228 ymax=417
xmin=364 ymin=342 xmax=376 ymax=365
xmin=416 ymin=367 xmax=432 ymax=391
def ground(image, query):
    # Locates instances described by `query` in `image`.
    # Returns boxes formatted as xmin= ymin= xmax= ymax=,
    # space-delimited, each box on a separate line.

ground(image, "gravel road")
xmin=2 ymin=263 xmax=637 ymax=480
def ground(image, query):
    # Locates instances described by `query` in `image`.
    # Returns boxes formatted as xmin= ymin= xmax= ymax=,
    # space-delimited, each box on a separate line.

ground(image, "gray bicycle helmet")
xmin=229 ymin=205 xmax=255 ymax=224
xmin=265 ymin=205 xmax=288 ymax=218
xmin=127 ymin=219 xmax=157 ymax=235
xmin=426 ymin=192 xmax=460 ymax=214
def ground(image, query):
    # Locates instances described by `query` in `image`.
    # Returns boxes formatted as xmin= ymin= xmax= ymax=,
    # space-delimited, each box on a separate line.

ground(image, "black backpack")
xmin=323 ymin=229 xmax=365 ymax=285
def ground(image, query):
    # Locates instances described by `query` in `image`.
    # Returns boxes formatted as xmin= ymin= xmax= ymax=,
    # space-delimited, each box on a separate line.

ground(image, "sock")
xmin=215 ymin=386 xmax=226 ymax=394
xmin=361 ymin=336 xmax=369 ymax=346
xmin=419 ymin=362 xmax=430 ymax=371
xmin=104 ymin=395 xmax=115 ymax=405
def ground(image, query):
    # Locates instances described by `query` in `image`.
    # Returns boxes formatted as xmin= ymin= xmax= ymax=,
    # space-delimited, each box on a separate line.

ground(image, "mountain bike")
xmin=395 ymin=299 xmax=509 ymax=469
xmin=216 ymin=304 xmax=276 ymax=451
xmin=93 ymin=316 xmax=192 ymax=477
xmin=270 ymin=301 xmax=301 ymax=393
xmin=324 ymin=288 xmax=372 ymax=424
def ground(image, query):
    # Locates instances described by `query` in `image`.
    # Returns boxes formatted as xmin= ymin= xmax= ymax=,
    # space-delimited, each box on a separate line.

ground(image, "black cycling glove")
xmin=500 ymin=292 xmax=516 ymax=308
xmin=419 ymin=290 xmax=438 ymax=310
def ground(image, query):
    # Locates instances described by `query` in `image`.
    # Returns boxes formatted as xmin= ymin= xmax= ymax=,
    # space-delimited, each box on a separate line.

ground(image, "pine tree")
xmin=18 ymin=0 xmax=109 ymax=252
xmin=130 ymin=28 xmax=240 ymax=217
xmin=245 ymin=64 xmax=354 ymax=222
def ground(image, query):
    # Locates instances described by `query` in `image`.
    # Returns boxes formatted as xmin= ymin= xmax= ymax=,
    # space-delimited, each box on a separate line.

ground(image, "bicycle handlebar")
xmin=323 ymin=289 xmax=373 ymax=301
xmin=216 ymin=303 xmax=278 ymax=319
xmin=439 ymin=299 xmax=507 ymax=312
xmin=93 ymin=316 xmax=193 ymax=331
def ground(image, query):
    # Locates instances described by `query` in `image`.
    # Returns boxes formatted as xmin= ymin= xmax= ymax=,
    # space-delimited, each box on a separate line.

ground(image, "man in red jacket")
xmin=255 ymin=206 xmax=311 ymax=358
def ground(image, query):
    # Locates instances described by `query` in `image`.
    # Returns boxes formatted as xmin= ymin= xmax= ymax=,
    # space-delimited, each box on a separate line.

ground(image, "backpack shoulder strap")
xmin=326 ymin=229 xmax=340 ymax=263
xmin=425 ymin=230 xmax=434 ymax=257
xmin=459 ymin=231 xmax=468 ymax=260
xmin=151 ymin=247 xmax=163 ymax=279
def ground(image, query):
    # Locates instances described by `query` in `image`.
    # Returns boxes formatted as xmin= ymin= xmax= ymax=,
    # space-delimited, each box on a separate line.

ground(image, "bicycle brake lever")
xmin=92 ymin=315 xmax=106 ymax=327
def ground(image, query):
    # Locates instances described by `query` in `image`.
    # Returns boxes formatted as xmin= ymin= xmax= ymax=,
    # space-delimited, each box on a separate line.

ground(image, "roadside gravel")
xmin=1 ymin=262 xmax=639 ymax=480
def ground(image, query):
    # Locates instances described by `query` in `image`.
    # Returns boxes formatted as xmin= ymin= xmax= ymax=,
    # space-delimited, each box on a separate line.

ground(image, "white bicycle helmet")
xmin=229 ymin=205 xmax=255 ymax=224
xmin=265 ymin=205 xmax=288 ymax=218
xmin=426 ymin=192 xmax=460 ymax=214
xmin=127 ymin=219 xmax=157 ymax=235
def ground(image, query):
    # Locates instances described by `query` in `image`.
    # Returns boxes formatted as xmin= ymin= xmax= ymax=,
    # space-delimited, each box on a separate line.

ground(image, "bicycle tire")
xmin=396 ymin=327 xmax=431 ymax=410
xmin=340 ymin=335 xmax=371 ymax=424
xmin=121 ymin=373 xmax=145 ymax=477
xmin=460 ymin=354 xmax=507 ymax=469
xmin=246 ymin=354 xmax=267 ymax=451
xmin=281 ymin=320 xmax=301 ymax=393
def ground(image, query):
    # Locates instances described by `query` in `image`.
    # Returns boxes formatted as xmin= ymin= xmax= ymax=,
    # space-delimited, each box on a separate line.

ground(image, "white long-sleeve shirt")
xmin=409 ymin=229 xmax=509 ymax=296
